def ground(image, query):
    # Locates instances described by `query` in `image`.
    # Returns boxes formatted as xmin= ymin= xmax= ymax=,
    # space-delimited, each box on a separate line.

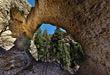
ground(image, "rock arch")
xmin=9 ymin=0 xmax=110 ymax=75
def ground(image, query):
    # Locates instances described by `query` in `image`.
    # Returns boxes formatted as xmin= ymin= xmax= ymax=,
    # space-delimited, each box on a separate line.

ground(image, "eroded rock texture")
xmin=0 ymin=0 xmax=31 ymax=27
xmin=0 ymin=0 xmax=110 ymax=75
xmin=0 ymin=50 xmax=71 ymax=75
xmin=0 ymin=0 xmax=31 ymax=50
xmin=0 ymin=0 xmax=72 ymax=75
xmin=9 ymin=0 xmax=109 ymax=75
xmin=0 ymin=30 xmax=16 ymax=50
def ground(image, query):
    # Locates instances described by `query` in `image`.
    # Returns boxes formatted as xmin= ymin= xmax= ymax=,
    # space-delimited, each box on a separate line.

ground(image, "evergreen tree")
xmin=34 ymin=27 xmax=84 ymax=69
xmin=50 ymin=27 xmax=63 ymax=60
xmin=70 ymin=41 xmax=84 ymax=67
xmin=34 ymin=28 xmax=50 ymax=62
xmin=43 ymin=29 xmax=50 ymax=61
xmin=43 ymin=29 xmax=48 ymax=35
xmin=60 ymin=40 xmax=71 ymax=68
xmin=51 ymin=27 xmax=71 ymax=68
xmin=35 ymin=28 xmax=42 ymax=35
xmin=34 ymin=28 xmax=42 ymax=45
xmin=34 ymin=28 xmax=44 ymax=61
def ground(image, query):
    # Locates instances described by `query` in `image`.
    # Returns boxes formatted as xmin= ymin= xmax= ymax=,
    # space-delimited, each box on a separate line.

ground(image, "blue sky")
xmin=27 ymin=0 xmax=35 ymax=6
xmin=27 ymin=0 xmax=66 ymax=34
xmin=40 ymin=24 xmax=56 ymax=34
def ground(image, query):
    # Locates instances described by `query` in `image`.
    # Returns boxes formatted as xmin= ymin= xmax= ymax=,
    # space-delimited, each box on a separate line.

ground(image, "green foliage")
xmin=50 ymin=28 xmax=63 ymax=59
xmin=50 ymin=28 xmax=71 ymax=68
xmin=35 ymin=28 xmax=42 ymax=35
xmin=60 ymin=41 xmax=71 ymax=68
xmin=70 ymin=42 xmax=84 ymax=67
xmin=34 ymin=28 xmax=84 ymax=69
xmin=34 ymin=29 xmax=50 ymax=62
xmin=43 ymin=29 xmax=48 ymax=35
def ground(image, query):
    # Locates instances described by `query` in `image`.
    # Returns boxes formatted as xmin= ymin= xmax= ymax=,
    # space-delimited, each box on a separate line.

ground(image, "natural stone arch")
xmin=9 ymin=0 xmax=110 ymax=75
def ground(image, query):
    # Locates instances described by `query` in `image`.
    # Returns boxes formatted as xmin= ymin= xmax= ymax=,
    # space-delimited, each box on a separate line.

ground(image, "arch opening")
xmin=32 ymin=24 xmax=84 ymax=74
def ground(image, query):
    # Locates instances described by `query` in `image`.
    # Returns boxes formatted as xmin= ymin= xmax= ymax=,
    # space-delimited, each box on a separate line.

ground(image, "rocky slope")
xmin=0 ymin=50 xmax=72 ymax=75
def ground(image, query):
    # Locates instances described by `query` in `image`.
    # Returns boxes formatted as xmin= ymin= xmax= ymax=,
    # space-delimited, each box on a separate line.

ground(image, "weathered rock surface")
xmin=0 ymin=0 xmax=31 ymax=50
xmin=0 ymin=0 xmax=72 ymax=75
xmin=0 ymin=0 xmax=31 ymax=29
xmin=23 ymin=0 xmax=109 ymax=75
xmin=0 ymin=50 xmax=72 ymax=75
xmin=0 ymin=30 xmax=16 ymax=50
xmin=30 ymin=40 xmax=38 ymax=60
xmin=1 ymin=0 xmax=110 ymax=75
xmin=62 ymin=32 xmax=77 ymax=47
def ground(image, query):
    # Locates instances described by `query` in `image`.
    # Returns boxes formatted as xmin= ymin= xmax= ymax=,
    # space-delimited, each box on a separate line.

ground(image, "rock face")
xmin=0 ymin=30 xmax=16 ymax=50
xmin=30 ymin=40 xmax=38 ymax=60
xmin=0 ymin=0 xmax=110 ymax=75
xmin=0 ymin=0 xmax=31 ymax=50
xmin=0 ymin=0 xmax=31 ymax=28
xmin=0 ymin=50 xmax=72 ymax=75
xmin=0 ymin=0 xmax=72 ymax=75
xmin=62 ymin=32 xmax=77 ymax=47
xmin=9 ymin=0 xmax=109 ymax=75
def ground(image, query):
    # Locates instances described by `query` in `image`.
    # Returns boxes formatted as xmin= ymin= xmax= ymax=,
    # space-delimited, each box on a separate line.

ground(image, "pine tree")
xmin=60 ymin=40 xmax=71 ymax=69
xmin=34 ymin=27 xmax=84 ymax=69
xmin=34 ymin=28 xmax=44 ymax=61
xmin=43 ymin=29 xmax=50 ymax=61
xmin=51 ymin=27 xmax=71 ymax=68
xmin=36 ymin=28 xmax=42 ymax=35
xmin=34 ymin=28 xmax=50 ymax=62
xmin=50 ymin=27 xmax=63 ymax=60
xmin=43 ymin=29 xmax=48 ymax=35
xmin=70 ymin=41 xmax=84 ymax=67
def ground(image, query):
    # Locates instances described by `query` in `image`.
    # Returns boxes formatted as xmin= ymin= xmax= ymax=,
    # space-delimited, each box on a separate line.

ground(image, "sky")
xmin=27 ymin=0 xmax=35 ymax=6
xmin=27 ymin=0 xmax=66 ymax=34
